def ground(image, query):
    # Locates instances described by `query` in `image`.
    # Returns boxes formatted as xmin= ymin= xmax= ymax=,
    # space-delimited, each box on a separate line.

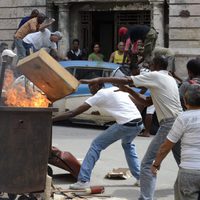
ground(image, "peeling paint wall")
xmin=169 ymin=0 xmax=200 ymax=79
xmin=0 ymin=0 xmax=46 ymax=48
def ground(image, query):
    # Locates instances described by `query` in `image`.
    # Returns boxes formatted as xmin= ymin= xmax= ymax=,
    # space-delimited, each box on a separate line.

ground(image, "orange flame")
xmin=3 ymin=69 xmax=50 ymax=108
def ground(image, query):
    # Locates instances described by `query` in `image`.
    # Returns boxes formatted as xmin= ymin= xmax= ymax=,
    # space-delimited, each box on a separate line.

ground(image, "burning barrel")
xmin=0 ymin=106 xmax=55 ymax=193
xmin=0 ymin=49 xmax=79 ymax=194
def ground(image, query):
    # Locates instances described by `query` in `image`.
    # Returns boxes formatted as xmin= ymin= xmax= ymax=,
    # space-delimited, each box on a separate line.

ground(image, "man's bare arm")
xmin=53 ymin=102 xmax=91 ymax=122
xmin=151 ymin=139 xmax=175 ymax=175
xmin=80 ymin=76 xmax=133 ymax=85
xmin=117 ymin=85 xmax=152 ymax=106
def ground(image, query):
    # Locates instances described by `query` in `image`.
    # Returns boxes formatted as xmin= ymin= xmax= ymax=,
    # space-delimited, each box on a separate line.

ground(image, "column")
xmin=46 ymin=2 xmax=54 ymax=31
xmin=57 ymin=3 xmax=70 ymax=56
xmin=150 ymin=0 xmax=165 ymax=47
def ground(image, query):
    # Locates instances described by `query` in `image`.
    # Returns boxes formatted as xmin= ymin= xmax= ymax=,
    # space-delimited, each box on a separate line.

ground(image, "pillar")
xmin=56 ymin=3 xmax=70 ymax=56
xmin=150 ymin=0 xmax=165 ymax=47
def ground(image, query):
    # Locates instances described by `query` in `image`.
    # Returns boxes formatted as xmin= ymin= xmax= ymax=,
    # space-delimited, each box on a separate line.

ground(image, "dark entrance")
xmin=80 ymin=10 xmax=151 ymax=61
xmin=92 ymin=12 xmax=114 ymax=61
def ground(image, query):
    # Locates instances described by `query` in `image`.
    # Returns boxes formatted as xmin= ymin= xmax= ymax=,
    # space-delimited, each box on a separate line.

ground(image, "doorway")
xmin=80 ymin=10 xmax=151 ymax=61
xmin=92 ymin=12 xmax=114 ymax=61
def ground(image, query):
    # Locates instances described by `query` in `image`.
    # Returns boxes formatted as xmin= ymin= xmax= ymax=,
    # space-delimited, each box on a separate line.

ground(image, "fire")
xmin=3 ymin=69 xmax=50 ymax=108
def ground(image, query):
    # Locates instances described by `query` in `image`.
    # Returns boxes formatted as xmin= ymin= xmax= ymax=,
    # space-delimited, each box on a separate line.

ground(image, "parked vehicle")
xmin=53 ymin=60 xmax=150 ymax=126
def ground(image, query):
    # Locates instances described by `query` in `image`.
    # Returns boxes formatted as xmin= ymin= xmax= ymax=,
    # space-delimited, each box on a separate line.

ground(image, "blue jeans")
xmin=78 ymin=122 xmax=143 ymax=182
xmin=22 ymin=41 xmax=36 ymax=56
xmin=15 ymin=38 xmax=26 ymax=61
xmin=139 ymin=118 xmax=181 ymax=200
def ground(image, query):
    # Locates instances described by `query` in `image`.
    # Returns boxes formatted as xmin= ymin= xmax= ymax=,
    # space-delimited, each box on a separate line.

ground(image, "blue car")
xmin=53 ymin=60 xmax=150 ymax=126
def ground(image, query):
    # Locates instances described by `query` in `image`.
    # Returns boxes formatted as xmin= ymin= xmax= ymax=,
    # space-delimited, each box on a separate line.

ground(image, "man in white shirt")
xmin=53 ymin=83 xmax=143 ymax=189
xmin=22 ymin=28 xmax=62 ymax=55
xmin=80 ymin=56 xmax=182 ymax=200
xmin=151 ymin=84 xmax=200 ymax=200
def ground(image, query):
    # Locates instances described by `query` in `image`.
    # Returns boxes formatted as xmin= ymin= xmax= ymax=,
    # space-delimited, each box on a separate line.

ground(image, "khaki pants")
xmin=143 ymin=28 xmax=158 ymax=62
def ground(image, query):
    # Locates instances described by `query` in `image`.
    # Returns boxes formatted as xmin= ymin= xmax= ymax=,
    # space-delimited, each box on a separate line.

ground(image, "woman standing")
xmin=88 ymin=43 xmax=104 ymax=61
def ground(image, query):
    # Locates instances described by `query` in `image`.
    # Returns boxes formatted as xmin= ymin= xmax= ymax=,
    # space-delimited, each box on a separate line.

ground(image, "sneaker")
xmin=133 ymin=179 xmax=140 ymax=187
xmin=69 ymin=181 xmax=90 ymax=190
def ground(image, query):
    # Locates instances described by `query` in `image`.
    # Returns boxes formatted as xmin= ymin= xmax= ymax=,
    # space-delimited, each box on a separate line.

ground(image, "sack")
xmin=48 ymin=146 xmax=81 ymax=179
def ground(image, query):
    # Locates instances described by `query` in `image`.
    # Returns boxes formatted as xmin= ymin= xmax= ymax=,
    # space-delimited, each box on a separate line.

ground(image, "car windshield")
xmin=66 ymin=67 xmax=112 ymax=80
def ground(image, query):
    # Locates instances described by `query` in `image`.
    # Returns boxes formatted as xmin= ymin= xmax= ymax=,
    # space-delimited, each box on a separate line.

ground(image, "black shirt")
xmin=67 ymin=49 xmax=83 ymax=60
xmin=129 ymin=25 xmax=150 ymax=43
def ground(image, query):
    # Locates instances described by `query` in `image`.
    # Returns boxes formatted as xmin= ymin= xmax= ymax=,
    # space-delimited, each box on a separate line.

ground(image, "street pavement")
xmin=51 ymin=124 xmax=178 ymax=200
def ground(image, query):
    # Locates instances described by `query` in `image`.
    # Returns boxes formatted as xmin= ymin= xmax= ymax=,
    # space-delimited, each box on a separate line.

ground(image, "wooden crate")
xmin=17 ymin=49 xmax=79 ymax=102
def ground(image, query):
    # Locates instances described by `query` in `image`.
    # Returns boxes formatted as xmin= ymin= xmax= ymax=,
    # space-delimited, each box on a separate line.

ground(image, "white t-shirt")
xmin=167 ymin=109 xmax=200 ymax=170
xmin=131 ymin=70 xmax=182 ymax=122
xmin=23 ymin=28 xmax=57 ymax=50
xmin=85 ymin=86 xmax=141 ymax=124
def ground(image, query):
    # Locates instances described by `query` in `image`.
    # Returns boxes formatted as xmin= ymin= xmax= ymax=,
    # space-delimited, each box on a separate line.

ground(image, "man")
xmin=153 ymin=47 xmax=182 ymax=83
xmin=109 ymin=41 xmax=128 ymax=64
xmin=11 ymin=9 xmax=40 ymax=51
xmin=0 ymin=42 xmax=8 ymax=64
xmin=119 ymin=25 xmax=158 ymax=65
xmin=23 ymin=29 xmax=62 ymax=55
xmin=17 ymin=9 xmax=39 ymax=29
xmin=53 ymin=83 xmax=144 ymax=189
xmin=179 ymin=59 xmax=200 ymax=110
xmin=151 ymin=84 xmax=200 ymax=200
xmin=67 ymin=39 xmax=85 ymax=60
xmin=80 ymin=56 xmax=182 ymax=200
xmin=14 ymin=13 xmax=54 ymax=60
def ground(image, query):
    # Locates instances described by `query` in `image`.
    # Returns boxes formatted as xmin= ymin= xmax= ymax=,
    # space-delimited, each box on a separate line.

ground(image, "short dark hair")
xmin=37 ymin=13 xmax=46 ymax=24
xmin=153 ymin=56 xmax=168 ymax=70
xmin=92 ymin=43 xmax=101 ymax=49
xmin=187 ymin=59 xmax=200 ymax=76
xmin=72 ymin=39 xmax=80 ymax=45
xmin=30 ymin=9 xmax=39 ymax=18
xmin=184 ymin=84 xmax=200 ymax=107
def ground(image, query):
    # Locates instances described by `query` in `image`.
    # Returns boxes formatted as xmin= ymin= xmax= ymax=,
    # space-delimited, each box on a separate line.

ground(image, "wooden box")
xmin=17 ymin=49 xmax=79 ymax=102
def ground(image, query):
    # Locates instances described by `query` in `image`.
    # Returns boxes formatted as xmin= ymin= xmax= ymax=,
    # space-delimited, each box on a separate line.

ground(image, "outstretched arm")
xmin=80 ymin=76 xmax=133 ymax=85
xmin=38 ymin=18 xmax=55 ymax=31
xmin=117 ymin=85 xmax=152 ymax=106
xmin=53 ymin=102 xmax=91 ymax=122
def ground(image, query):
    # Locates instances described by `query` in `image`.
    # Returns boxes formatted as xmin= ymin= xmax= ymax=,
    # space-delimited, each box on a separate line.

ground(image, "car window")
xmin=103 ymin=70 xmax=112 ymax=77
xmin=75 ymin=68 xmax=103 ymax=80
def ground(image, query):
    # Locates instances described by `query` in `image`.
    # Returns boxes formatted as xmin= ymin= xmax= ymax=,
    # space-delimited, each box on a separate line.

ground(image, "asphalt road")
xmin=51 ymin=124 xmax=178 ymax=200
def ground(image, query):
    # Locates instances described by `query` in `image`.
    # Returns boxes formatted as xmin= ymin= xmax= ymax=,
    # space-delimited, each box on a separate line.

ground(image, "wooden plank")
xmin=17 ymin=49 xmax=80 ymax=102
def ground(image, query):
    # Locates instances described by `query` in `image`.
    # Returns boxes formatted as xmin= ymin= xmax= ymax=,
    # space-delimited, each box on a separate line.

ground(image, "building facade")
xmin=0 ymin=0 xmax=199 ymax=78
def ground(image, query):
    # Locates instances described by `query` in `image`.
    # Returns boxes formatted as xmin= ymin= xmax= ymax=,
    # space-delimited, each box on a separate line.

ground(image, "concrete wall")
xmin=0 ymin=0 xmax=46 ymax=48
xmin=169 ymin=0 xmax=200 ymax=79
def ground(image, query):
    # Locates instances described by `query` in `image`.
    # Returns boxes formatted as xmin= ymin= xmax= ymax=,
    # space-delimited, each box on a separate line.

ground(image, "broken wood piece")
xmin=105 ymin=168 xmax=132 ymax=179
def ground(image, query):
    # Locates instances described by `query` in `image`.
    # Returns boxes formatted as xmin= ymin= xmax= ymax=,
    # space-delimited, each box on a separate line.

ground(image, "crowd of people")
xmin=1 ymin=9 xmax=200 ymax=200
xmin=54 ymin=25 xmax=200 ymax=200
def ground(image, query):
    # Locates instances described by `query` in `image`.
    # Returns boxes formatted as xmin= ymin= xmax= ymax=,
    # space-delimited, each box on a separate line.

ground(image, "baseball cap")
xmin=118 ymin=27 xmax=128 ymax=37
xmin=51 ymin=31 xmax=62 ymax=39
xmin=1 ymin=49 xmax=16 ymax=57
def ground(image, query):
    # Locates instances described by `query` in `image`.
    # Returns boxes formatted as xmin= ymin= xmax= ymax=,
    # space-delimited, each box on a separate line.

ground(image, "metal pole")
xmin=0 ymin=60 xmax=7 ymax=104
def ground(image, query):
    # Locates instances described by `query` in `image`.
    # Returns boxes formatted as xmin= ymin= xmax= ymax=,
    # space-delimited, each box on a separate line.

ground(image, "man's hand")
xmin=151 ymin=164 xmax=160 ymax=176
